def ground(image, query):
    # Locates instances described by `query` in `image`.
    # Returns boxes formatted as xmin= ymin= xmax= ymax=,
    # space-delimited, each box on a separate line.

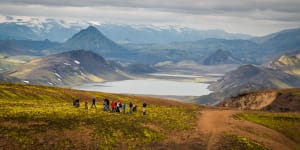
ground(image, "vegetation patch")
xmin=0 ymin=82 xmax=200 ymax=149
xmin=218 ymin=133 xmax=268 ymax=150
xmin=237 ymin=112 xmax=300 ymax=147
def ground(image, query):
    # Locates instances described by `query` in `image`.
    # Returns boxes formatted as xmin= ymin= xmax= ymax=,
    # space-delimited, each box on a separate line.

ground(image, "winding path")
xmin=197 ymin=109 xmax=297 ymax=150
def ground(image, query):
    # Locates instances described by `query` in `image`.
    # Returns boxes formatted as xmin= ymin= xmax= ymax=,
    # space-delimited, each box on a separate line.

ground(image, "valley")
xmin=0 ymin=13 xmax=300 ymax=149
xmin=0 ymin=83 xmax=299 ymax=149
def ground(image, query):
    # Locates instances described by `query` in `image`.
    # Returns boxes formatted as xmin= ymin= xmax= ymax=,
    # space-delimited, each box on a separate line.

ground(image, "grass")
xmin=236 ymin=112 xmax=300 ymax=147
xmin=220 ymin=133 xmax=268 ymax=150
xmin=0 ymin=82 xmax=200 ymax=149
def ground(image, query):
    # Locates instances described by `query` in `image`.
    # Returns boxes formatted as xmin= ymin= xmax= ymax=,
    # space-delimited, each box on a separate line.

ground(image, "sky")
xmin=0 ymin=0 xmax=300 ymax=36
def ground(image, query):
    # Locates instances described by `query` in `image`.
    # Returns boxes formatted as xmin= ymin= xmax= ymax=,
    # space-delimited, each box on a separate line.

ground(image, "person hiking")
xmin=111 ymin=100 xmax=115 ymax=112
xmin=84 ymin=100 xmax=88 ymax=110
xmin=133 ymin=104 xmax=137 ymax=112
xmin=115 ymin=101 xmax=119 ymax=112
xmin=73 ymin=98 xmax=76 ymax=107
xmin=103 ymin=98 xmax=109 ymax=111
xmin=142 ymin=102 xmax=147 ymax=115
xmin=106 ymin=98 xmax=110 ymax=110
xmin=73 ymin=98 xmax=80 ymax=108
xmin=129 ymin=101 xmax=133 ymax=114
xmin=91 ymin=98 xmax=96 ymax=109
xmin=122 ymin=103 xmax=126 ymax=113
xmin=118 ymin=100 xmax=122 ymax=113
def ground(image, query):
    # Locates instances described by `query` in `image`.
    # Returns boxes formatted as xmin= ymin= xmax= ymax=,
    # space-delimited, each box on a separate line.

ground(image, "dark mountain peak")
xmin=225 ymin=64 xmax=261 ymax=80
xmin=79 ymin=26 xmax=103 ymax=36
xmin=69 ymin=26 xmax=105 ymax=40
xmin=61 ymin=26 xmax=125 ymax=56
xmin=203 ymin=49 xmax=241 ymax=65
xmin=85 ymin=26 xmax=99 ymax=32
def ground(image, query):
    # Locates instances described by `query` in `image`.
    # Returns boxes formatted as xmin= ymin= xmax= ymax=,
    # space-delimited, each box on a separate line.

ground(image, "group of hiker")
xmin=72 ymin=98 xmax=147 ymax=115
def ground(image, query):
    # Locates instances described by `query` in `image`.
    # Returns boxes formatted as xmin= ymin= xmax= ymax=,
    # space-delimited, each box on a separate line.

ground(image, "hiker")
xmin=142 ymin=102 xmax=147 ymax=115
xmin=73 ymin=99 xmax=80 ymax=108
xmin=106 ymin=98 xmax=110 ymax=110
xmin=133 ymin=104 xmax=137 ymax=112
xmin=118 ymin=100 xmax=123 ymax=113
xmin=84 ymin=100 xmax=88 ymax=110
xmin=73 ymin=98 xmax=77 ymax=107
xmin=115 ymin=101 xmax=119 ymax=112
xmin=91 ymin=98 xmax=96 ymax=109
xmin=111 ymin=100 xmax=115 ymax=112
xmin=129 ymin=101 xmax=133 ymax=114
xmin=122 ymin=103 xmax=126 ymax=113
xmin=103 ymin=98 xmax=109 ymax=111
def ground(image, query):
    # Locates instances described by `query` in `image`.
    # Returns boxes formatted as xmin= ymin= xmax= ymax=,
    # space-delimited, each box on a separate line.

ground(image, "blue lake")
xmin=74 ymin=79 xmax=211 ymax=96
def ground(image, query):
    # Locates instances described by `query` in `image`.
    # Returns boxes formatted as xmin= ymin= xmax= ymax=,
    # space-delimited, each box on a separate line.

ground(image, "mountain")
xmin=122 ymin=28 xmax=300 ymax=64
xmin=267 ymin=54 xmax=300 ymax=76
xmin=60 ymin=26 xmax=129 ymax=59
xmin=1 ymin=16 xmax=300 ymax=65
xmin=210 ymin=64 xmax=300 ymax=92
xmin=261 ymin=28 xmax=300 ymax=53
xmin=0 ymin=16 xmax=253 ymax=43
xmin=218 ymin=89 xmax=300 ymax=112
xmin=0 ymin=17 xmax=83 ymax=42
xmin=0 ymin=39 xmax=60 ymax=56
xmin=0 ymin=23 xmax=40 ymax=40
xmin=122 ymin=39 xmax=260 ymax=64
xmin=202 ymin=49 xmax=241 ymax=65
xmin=252 ymin=28 xmax=300 ymax=44
xmin=96 ymin=24 xmax=253 ymax=43
xmin=195 ymin=63 xmax=300 ymax=105
xmin=251 ymin=27 xmax=300 ymax=61
xmin=9 ymin=50 xmax=129 ymax=86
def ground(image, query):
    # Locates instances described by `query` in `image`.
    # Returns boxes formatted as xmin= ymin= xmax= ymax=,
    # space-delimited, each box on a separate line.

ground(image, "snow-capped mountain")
xmin=0 ymin=16 xmax=253 ymax=43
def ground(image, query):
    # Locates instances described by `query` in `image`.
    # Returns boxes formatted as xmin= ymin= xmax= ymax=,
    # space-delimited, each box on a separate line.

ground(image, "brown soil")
xmin=158 ymin=108 xmax=298 ymax=150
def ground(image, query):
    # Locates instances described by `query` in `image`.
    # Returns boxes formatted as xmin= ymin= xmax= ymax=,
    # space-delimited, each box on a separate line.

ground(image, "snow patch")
xmin=74 ymin=60 xmax=80 ymax=64
xmin=23 ymin=80 xmax=30 ymax=84
xmin=64 ymin=63 xmax=71 ymax=66
xmin=54 ymin=73 xmax=62 ymax=78
xmin=48 ymin=82 xmax=54 ymax=86
xmin=57 ymin=78 xmax=62 ymax=81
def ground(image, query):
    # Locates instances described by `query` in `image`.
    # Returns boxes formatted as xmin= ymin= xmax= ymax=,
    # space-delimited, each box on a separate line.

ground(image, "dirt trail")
xmin=197 ymin=109 xmax=297 ymax=150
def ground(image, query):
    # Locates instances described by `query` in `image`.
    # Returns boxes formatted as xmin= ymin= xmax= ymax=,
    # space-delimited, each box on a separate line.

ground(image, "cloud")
xmin=0 ymin=0 xmax=299 ymax=35
xmin=1 ymin=0 xmax=300 ymax=13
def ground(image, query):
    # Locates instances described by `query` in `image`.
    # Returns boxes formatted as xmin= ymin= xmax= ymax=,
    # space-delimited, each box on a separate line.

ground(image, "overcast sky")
xmin=0 ymin=0 xmax=299 ymax=36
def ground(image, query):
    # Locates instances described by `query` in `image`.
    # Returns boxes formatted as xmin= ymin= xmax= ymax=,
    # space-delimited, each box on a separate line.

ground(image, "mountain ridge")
xmin=202 ymin=49 xmax=241 ymax=65
xmin=10 ymin=50 xmax=129 ymax=86
xmin=218 ymin=88 xmax=300 ymax=112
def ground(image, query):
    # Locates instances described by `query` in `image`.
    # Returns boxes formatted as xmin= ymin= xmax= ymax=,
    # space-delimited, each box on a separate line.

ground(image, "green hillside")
xmin=0 ymin=82 xmax=200 ymax=149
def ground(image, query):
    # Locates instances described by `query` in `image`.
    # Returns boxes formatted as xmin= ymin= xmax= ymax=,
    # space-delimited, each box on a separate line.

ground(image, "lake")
xmin=74 ymin=79 xmax=211 ymax=96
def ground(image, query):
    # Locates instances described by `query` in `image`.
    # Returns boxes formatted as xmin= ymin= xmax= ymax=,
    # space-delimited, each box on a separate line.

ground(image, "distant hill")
xmin=195 ymin=63 xmax=300 ymax=105
xmin=0 ymin=39 xmax=60 ymax=56
xmin=0 ymin=17 xmax=253 ymax=43
xmin=96 ymin=24 xmax=253 ymax=43
xmin=10 ymin=50 xmax=129 ymax=86
xmin=261 ymin=28 xmax=300 ymax=53
xmin=1 ymin=17 xmax=300 ymax=65
xmin=0 ymin=23 xmax=40 ymax=40
xmin=202 ymin=49 xmax=241 ymax=65
xmin=122 ymin=28 xmax=300 ymax=64
xmin=267 ymin=54 xmax=300 ymax=76
xmin=209 ymin=64 xmax=300 ymax=92
xmin=218 ymin=89 xmax=300 ymax=112
xmin=60 ymin=26 xmax=129 ymax=59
